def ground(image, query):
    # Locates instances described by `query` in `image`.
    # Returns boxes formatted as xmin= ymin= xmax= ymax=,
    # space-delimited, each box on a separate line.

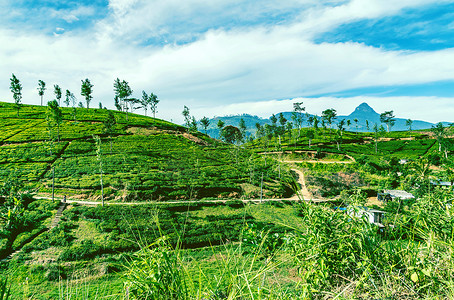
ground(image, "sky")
xmin=1 ymin=0 xmax=454 ymax=124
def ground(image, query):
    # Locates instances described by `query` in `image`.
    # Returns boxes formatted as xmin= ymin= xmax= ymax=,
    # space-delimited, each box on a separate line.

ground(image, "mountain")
xmin=337 ymin=102 xmax=437 ymax=132
xmin=206 ymin=102 xmax=447 ymax=137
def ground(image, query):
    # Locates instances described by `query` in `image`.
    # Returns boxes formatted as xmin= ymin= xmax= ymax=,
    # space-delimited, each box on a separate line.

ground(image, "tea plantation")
xmin=0 ymin=101 xmax=294 ymax=201
xmin=2 ymin=100 xmax=454 ymax=299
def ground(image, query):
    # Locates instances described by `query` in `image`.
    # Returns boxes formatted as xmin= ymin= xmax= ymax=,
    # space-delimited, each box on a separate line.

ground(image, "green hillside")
xmin=2 ymin=100 xmax=454 ymax=299
xmin=0 ymin=101 xmax=293 ymax=201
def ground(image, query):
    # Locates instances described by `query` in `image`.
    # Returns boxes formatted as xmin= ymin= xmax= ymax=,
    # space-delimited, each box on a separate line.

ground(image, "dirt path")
xmin=289 ymin=169 xmax=313 ymax=201
xmin=282 ymin=160 xmax=353 ymax=164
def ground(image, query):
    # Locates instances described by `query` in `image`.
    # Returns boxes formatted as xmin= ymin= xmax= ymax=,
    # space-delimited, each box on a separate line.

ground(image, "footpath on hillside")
xmin=35 ymin=157 xmax=348 ymax=206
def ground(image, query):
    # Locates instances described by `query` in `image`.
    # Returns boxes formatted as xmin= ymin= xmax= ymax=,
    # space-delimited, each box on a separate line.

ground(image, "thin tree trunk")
xmin=52 ymin=166 xmax=55 ymax=202
xmin=100 ymin=170 xmax=104 ymax=207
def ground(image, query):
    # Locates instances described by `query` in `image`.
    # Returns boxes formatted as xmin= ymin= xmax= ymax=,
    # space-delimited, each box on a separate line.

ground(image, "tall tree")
xmin=200 ymin=116 xmax=210 ymax=134
xmin=406 ymin=119 xmax=413 ymax=139
xmin=217 ymin=119 xmax=225 ymax=139
xmin=64 ymin=89 xmax=75 ymax=107
xmin=313 ymin=116 xmax=319 ymax=131
xmin=238 ymin=118 xmax=247 ymax=142
xmin=149 ymin=93 xmax=159 ymax=118
xmin=182 ymin=106 xmax=191 ymax=131
xmin=140 ymin=91 xmax=149 ymax=116
xmin=10 ymin=74 xmax=22 ymax=117
xmin=337 ymin=119 xmax=346 ymax=136
xmin=47 ymin=100 xmax=63 ymax=142
xmin=125 ymin=97 xmax=139 ymax=115
xmin=113 ymin=78 xmax=133 ymax=119
xmin=285 ymin=121 xmax=293 ymax=140
xmin=293 ymin=102 xmax=305 ymax=138
xmin=354 ymin=118 xmax=359 ymax=134
xmin=365 ymin=120 xmax=370 ymax=131
xmin=307 ymin=115 xmax=314 ymax=128
xmin=190 ymin=116 xmax=198 ymax=132
xmin=380 ymin=111 xmax=395 ymax=132
xmin=38 ymin=80 xmax=46 ymax=106
xmin=432 ymin=122 xmax=446 ymax=152
xmin=54 ymin=84 xmax=62 ymax=106
xmin=373 ymin=123 xmax=379 ymax=153
xmin=81 ymin=78 xmax=93 ymax=109
xmin=255 ymin=123 xmax=263 ymax=139
xmin=114 ymin=96 xmax=122 ymax=112
xmin=113 ymin=78 xmax=132 ymax=111
xmin=321 ymin=109 xmax=337 ymax=131
xmin=103 ymin=110 xmax=116 ymax=153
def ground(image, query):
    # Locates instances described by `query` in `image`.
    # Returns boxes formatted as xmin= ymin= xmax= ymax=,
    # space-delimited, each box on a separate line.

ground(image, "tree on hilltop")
xmin=81 ymin=78 xmax=93 ymax=109
xmin=149 ymin=93 xmax=159 ymax=118
xmin=64 ymin=89 xmax=75 ymax=107
xmin=10 ymin=74 xmax=22 ymax=117
xmin=54 ymin=84 xmax=62 ymax=106
xmin=140 ymin=91 xmax=159 ymax=118
xmin=217 ymin=119 xmax=225 ymax=139
xmin=182 ymin=106 xmax=191 ymax=132
xmin=113 ymin=78 xmax=132 ymax=119
xmin=38 ymin=80 xmax=46 ymax=106
xmin=140 ymin=91 xmax=150 ymax=116
xmin=200 ymin=116 xmax=210 ymax=134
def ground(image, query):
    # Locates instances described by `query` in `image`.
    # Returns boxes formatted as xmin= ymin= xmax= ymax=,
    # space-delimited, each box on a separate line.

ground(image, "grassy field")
xmin=1 ymin=101 xmax=454 ymax=298
xmin=0 ymin=101 xmax=293 ymax=202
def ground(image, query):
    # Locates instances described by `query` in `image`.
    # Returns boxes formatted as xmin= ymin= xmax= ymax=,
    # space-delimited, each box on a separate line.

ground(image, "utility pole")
xmin=52 ymin=166 xmax=55 ymax=202
xmin=260 ymin=172 xmax=263 ymax=203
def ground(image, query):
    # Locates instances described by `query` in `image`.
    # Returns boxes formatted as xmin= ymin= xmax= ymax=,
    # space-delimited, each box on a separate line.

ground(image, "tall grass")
xmin=115 ymin=189 xmax=454 ymax=299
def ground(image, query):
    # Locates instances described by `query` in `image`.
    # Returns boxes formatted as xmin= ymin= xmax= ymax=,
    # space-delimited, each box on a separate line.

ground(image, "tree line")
xmin=8 ymin=74 xmax=160 ymax=119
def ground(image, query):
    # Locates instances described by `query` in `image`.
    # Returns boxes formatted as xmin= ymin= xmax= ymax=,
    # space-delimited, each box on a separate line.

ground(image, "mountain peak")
xmin=347 ymin=102 xmax=380 ymax=120
xmin=353 ymin=102 xmax=377 ymax=114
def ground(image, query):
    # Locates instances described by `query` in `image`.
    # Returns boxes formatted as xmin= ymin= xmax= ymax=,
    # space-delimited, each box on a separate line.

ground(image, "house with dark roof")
xmin=378 ymin=190 xmax=415 ymax=202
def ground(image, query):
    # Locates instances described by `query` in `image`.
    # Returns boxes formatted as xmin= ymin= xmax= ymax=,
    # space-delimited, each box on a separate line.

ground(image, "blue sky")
xmin=1 ymin=0 xmax=454 ymax=123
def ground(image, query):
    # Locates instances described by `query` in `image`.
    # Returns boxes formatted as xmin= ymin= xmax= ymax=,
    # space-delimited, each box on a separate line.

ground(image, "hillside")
xmin=206 ymin=102 xmax=448 ymax=138
xmin=0 ymin=102 xmax=293 ymax=202
xmin=0 ymin=99 xmax=453 ymax=298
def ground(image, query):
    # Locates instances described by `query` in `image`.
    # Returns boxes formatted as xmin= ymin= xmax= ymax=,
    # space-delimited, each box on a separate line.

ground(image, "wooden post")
xmin=52 ymin=166 xmax=55 ymax=202
xmin=260 ymin=173 xmax=263 ymax=203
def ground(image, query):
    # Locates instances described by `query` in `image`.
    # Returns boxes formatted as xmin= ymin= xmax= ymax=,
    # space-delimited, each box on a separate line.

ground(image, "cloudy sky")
xmin=1 ymin=0 xmax=454 ymax=123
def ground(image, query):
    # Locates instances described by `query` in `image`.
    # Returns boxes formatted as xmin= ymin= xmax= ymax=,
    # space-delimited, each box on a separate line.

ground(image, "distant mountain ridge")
xmin=206 ymin=102 xmax=448 ymax=138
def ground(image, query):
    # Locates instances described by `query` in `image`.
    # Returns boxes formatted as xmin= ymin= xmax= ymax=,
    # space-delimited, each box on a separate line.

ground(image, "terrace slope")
xmin=0 ymin=102 xmax=293 ymax=202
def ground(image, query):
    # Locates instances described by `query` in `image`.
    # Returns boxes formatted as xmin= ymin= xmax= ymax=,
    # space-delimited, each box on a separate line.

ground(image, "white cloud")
xmin=1 ymin=0 xmax=454 ymax=124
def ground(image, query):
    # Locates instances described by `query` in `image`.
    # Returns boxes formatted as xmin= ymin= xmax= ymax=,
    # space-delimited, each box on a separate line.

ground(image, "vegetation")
xmin=0 ymin=101 xmax=292 ymax=202
xmin=0 ymin=93 xmax=453 ymax=298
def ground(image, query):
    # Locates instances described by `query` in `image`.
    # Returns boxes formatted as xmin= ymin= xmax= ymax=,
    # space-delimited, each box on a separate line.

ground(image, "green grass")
xmin=0 ymin=101 xmax=293 ymax=201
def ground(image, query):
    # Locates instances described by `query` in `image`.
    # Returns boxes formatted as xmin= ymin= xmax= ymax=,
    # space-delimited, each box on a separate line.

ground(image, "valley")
xmin=0 ymin=101 xmax=453 ymax=299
